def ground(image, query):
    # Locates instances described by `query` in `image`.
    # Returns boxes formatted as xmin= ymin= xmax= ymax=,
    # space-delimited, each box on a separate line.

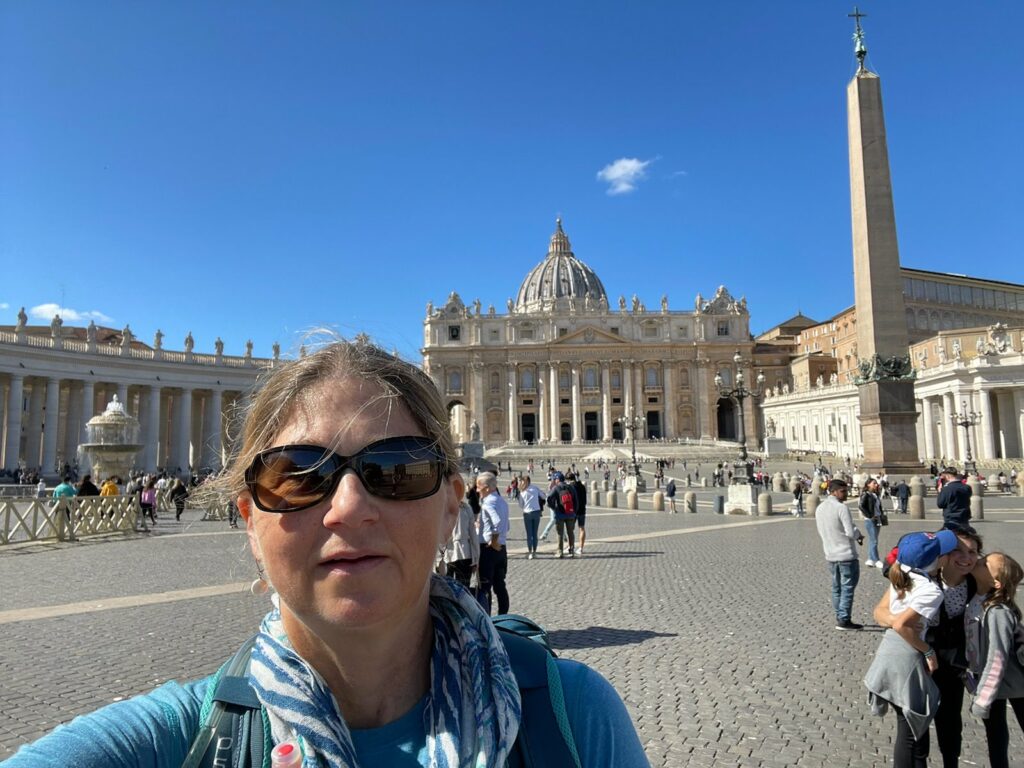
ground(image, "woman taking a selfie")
xmin=7 ymin=339 xmax=647 ymax=768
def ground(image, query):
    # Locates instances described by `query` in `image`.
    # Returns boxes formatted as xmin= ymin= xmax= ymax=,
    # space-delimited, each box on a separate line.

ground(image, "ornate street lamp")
xmin=617 ymin=406 xmax=646 ymax=492
xmin=714 ymin=350 xmax=766 ymax=484
xmin=950 ymin=400 xmax=981 ymax=476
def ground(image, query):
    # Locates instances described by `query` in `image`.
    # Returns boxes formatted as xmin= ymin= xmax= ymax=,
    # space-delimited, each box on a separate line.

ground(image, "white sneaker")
xmin=865 ymin=559 xmax=876 ymax=567
xmin=876 ymin=561 xmax=885 ymax=569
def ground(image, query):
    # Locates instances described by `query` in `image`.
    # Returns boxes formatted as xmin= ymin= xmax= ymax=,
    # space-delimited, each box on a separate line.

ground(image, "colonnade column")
xmin=25 ymin=381 xmax=44 ymax=468
xmin=977 ymin=390 xmax=994 ymax=461
xmin=942 ymin=392 xmax=958 ymax=464
xmin=41 ymin=377 xmax=61 ymax=474
xmin=538 ymin=364 xmax=549 ymax=443
xmin=79 ymin=380 xmax=95 ymax=446
xmin=507 ymin=366 xmax=517 ymax=443
xmin=206 ymin=388 xmax=224 ymax=470
xmin=601 ymin=364 xmax=612 ymax=441
xmin=3 ymin=374 xmax=24 ymax=471
xmin=471 ymin=365 xmax=485 ymax=441
xmin=549 ymin=365 xmax=559 ymax=443
xmin=177 ymin=388 xmax=194 ymax=473
xmin=633 ymin=363 xmax=643 ymax=424
xmin=64 ymin=382 xmax=81 ymax=462
xmin=995 ymin=391 xmax=1019 ymax=459
xmin=921 ymin=397 xmax=935 ymax=460
xmin=145 ymin=386 xmax=162 ymax=471
xmin=570 ymin=366 xmax=581 ymax=444
xmin=663 ymin=363 xmax=675 ymax=439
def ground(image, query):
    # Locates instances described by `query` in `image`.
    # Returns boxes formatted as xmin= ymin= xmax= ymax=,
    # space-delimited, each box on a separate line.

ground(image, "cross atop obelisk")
xmin=848 ymin=7 xmax=869 ymax=72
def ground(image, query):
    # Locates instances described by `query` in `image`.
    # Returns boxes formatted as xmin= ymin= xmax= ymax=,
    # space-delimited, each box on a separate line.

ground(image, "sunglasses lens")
xmin=247 ymin=438 xmax=445 ymax=512
xmin=358 ymin=438 xmax=443 ymax=500
xmin=251 ymin=448 xmax=340 ymax=512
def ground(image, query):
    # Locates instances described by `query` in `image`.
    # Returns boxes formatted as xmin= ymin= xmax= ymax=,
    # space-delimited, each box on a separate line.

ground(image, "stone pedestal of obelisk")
xmin=847 ymin=66 xmax=923 ymax=475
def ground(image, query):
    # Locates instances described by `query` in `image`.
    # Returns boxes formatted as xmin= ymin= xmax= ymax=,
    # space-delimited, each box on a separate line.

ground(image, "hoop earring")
xmin=250 ymin=561 xmax=270 ymax=596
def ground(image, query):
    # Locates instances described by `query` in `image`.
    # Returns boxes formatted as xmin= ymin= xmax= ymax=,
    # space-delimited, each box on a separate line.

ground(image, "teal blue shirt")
xmin=3 ymin=658 xmax=649 ymax=767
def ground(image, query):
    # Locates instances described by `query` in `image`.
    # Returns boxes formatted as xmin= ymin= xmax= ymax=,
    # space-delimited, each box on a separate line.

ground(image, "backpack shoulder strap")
xmin=499 ymin=629 xmax=582 ymax=768
xmin=182 ymin=636 xmax=270 ymax=768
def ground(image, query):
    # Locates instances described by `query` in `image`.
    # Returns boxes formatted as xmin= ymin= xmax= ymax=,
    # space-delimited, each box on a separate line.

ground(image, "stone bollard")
xmin=772 ymin=472 xmax=786 ymax=493
xmin=713 ymin=495 xmax=725 ymax=515
xmin=626 ymin=490 xmax=638 ymax=510
xmin=908 ymin=476 xmax=926 ymax=519
xmin=652 ymin=491 xmax=664 ymax=511
xmin=605 ymin=490 xmax=617 ymax=508
xmin=1018 ymin=474 xmax=1024 ymax=498
xmin=684 ymin=491 xmax=697 ymax=514
xmin=602 ymin=479 xmax=609 ymax=492
xmin=591 ymin=480 xmax=599 ymax=494
xmin=700 ymin=478 xmax=708 ymax=488
xmin=807 ymin=494 xmax=819 ymax=518
xmin=969 ymin=477 xmax=985 ymax=521
xmin=757 ymin=492 xmax=771 ymax=517
xmin=986 ymin=474 xmax=1000 ymax=491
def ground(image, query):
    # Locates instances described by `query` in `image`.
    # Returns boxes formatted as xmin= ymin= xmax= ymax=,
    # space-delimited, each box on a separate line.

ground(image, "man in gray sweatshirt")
xmin=815 ymin=478 xmax=865 ymax=630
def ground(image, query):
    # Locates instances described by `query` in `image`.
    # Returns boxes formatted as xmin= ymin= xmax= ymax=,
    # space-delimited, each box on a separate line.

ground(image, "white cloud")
xmin=0 ymin=303 xmax=8 ymax=310
xmin=29 ymin=303 xmax=113 ymax=324
xmin=596 ymin=157 xmax=653 ymax=195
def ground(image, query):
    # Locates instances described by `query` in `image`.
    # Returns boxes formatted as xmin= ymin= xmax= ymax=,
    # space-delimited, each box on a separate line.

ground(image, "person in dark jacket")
xmin=546 ymin=472 xmax=578 ymax=559
xmin=895 ymin=480 xmax=910 ymax=514
xmin=169 ymin=479 xmax=189 ymax=521
xmin=937 ymin=468 xmax=972 ymax=530
xmin=567 ymin=472 xmax=588 ymax=554
xmin=76 ymin=475 xmax=100 ymax=497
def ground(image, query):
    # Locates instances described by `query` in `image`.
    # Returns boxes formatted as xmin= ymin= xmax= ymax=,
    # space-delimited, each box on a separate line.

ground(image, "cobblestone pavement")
xmin=2 ymin=491 xmax=1023 ymax=766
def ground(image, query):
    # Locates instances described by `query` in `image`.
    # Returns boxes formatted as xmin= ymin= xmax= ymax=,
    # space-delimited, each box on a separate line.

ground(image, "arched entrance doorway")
xmin=447 ymin=400 xmax=467 ymax=442
xmin=717 ymin=398 xmax=737 ymax=441
xmin=560 ymin=422 xmax=572 ymax=442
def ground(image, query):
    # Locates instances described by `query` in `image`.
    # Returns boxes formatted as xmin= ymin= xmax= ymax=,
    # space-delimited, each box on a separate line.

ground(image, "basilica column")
xmin=205 ymin=388 xmax=224 ymax=470
xmin=507 ymin=365 xmax=517 ymax=443
xmin=601 ymin=364 xmax=612 ymax=441
xmin=79 ymin=380 xmax=95 ymax=446
xmin=921 ymin=397 xmax=935 ymax=460
xmin=623 ymin=363 xmax=633 ymax=417
xmin=549 ymin=365 xmax=559 ymax=442
xmin=3 ymin=374 xmax=24 ymax=471
xmin=538 ymin=364 xmax=549 ymax=443
xmin=1015 ymin=389 xmax=1024 ymax=461
xmin=663 ymin=363 xmax=675 ymax=439
xmin=117 ymin=383 xmax=129 ymax=413
xmin=996 ymin=391 xmax=1018 ymax=459
xmin=471 ymin=364 xmax=485 ymax=440
xmin=633 ymin=362 xmax=644 ymax=425
xmin=978 ymin=390 xmax=994 ymax=461
xmin=41 ymin=377 xmax=61 ymax=474
xmin=177 ymin=388 xmax=194 ymax=473
xmin=942 ymin=392 xmax=958 ymax=464
xmin=570 ymin=366 xmax=581 ymax=443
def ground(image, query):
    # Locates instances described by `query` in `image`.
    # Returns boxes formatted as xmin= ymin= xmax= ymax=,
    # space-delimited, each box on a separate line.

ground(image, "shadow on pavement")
xmin=549 ymin=626 xmax=678 ymax=650
xmin=576 ymin=550 xmax=663 ymax=559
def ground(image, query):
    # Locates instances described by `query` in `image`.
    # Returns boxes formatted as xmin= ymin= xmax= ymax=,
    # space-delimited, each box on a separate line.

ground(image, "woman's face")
xmin=241 ymin=378 xmax=462 ymax=637
xmin=946 ymin=535 xmax=980 ymax=578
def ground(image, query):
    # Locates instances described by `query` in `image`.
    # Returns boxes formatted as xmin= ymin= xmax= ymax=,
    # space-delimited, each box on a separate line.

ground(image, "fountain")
xmin=78 ymin=395 xmax=143 ymax=482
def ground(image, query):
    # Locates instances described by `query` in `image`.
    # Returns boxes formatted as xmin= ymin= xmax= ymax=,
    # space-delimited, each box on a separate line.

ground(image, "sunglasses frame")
xmin=244 ymin=435 xmax=449 ymax=513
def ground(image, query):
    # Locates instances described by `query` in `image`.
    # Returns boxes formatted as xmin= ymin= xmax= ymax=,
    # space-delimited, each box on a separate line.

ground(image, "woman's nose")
xmin=322 ymin=470 xmax=380 ymax=527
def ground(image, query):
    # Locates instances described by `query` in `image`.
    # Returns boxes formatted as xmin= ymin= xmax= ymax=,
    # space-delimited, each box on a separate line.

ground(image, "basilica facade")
xmin=422 ymin=220 xmax=793 ymax=447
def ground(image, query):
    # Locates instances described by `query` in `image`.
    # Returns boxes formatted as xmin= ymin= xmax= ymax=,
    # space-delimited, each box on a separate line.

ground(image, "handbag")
xmin=879 ymin=511 xmax=889 ymax=526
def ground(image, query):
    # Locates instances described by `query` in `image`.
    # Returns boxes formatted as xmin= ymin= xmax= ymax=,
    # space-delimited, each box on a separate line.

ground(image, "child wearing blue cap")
xmin=864 ymin=529 xmax=960 ymax=767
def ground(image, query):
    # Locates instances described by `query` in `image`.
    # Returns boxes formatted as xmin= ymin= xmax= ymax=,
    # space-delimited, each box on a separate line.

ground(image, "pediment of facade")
xmin=550 ymin=326 xmax=628 ymax=346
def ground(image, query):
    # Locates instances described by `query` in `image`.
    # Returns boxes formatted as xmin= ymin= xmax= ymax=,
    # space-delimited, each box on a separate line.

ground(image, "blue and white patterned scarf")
xmin=249 ymin=574 xmax=521 ymax=767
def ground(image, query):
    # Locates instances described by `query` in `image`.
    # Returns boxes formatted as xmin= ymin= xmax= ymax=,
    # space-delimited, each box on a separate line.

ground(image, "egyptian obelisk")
xmin=847 ymin=8 xmax=922 ymax=474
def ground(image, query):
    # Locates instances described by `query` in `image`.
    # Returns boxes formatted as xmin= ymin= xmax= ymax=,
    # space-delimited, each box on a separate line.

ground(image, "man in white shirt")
xmin=516 ymin=475 xmax=544 ymax=560
xmin=815 ymin=478 xmax=865 ymax=631
xmin=476 ymin=472 xmax=510 ymax=615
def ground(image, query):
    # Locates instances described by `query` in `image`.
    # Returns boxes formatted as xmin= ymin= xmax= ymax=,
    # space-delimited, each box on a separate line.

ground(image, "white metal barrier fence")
xmin=0 ymin=496 xmax=139 ymax=545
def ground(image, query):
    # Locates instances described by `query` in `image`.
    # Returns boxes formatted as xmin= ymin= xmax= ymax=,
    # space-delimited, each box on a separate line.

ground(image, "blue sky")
xmin=2 ymin=1 xmax=1022 ymax=362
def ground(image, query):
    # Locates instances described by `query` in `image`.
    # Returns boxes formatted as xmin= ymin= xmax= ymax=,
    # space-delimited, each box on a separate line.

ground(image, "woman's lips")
xmin=318 ymin=554 xmax=386 ymax=575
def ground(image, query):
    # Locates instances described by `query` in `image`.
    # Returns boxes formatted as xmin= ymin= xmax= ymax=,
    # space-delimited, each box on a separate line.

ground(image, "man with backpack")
xmin=567 ymin=471 xmax=588 ymax=554
xmin=546 ymin=471 xmax=578 ymax=559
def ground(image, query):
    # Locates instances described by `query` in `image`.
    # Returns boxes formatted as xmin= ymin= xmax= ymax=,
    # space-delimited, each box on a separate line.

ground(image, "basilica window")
xmin=520 ymin=368 xmax=535 ymax=390
xmin=642 ymin=324 xmax=658 ymax=338
xmin=559 ymin=370 xmax=570 ymax=390
xmin=583 ymin=367 xmax=598 ymax=389
xmin=948 ymin=284 xmax=960 ymax=304
xmin=645 ymin=367 xmax=659 ymax=388
xmin=490 ymin=372 xmax=500 ymax=392
xmin=717 ymin=369 xmax=732 ymax=387
xmin=611 ymin=370 xmax=621 ymax=389
xmin=519 ymin=326 xmax=535 ymax=340
xmin=678 ymin=367 xmax=689 ymax=387
xmin=489 ymin=329 xmax=500 ymax=342
xmin=717 ymin=321 xmax=729 ymax=337
xmin=448 ymin=325 xmax=461 ymax=341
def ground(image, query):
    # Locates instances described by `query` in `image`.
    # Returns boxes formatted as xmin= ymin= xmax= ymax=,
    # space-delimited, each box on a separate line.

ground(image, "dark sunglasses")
xmin=244 ymin=435 xmax=448 ymax=513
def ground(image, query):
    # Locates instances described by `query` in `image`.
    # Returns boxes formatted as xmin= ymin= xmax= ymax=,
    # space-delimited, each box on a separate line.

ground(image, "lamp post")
xmin=950 ymin=400 xmax=981 ymax=476
xmin=714 ymin=350 xmax=766 ymax=484
xmin=617 ymin=406 xmax=646 ymax=492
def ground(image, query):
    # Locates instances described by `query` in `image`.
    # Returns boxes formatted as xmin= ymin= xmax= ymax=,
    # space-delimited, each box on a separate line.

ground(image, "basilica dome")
xmin=515 ymin=219 xmax=608 ymax=313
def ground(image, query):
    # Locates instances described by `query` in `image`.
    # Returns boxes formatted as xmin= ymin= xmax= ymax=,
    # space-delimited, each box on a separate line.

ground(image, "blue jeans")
xmin=829 ymin=559 xmax=860 ymax=623
xmin=540 ymin=509 xmax=556 ymax=539
xmin=522 ymin=511 xmax=541 ymax=553
xmin=864 ymin=518 xmax=880 ymax=562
